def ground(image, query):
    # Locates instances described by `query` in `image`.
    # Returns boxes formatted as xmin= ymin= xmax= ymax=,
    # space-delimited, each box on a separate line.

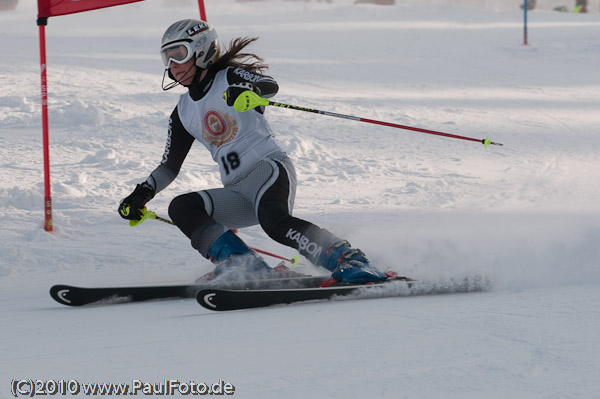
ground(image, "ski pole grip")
xmin=226 ymin=90 xmax=270 ymax=112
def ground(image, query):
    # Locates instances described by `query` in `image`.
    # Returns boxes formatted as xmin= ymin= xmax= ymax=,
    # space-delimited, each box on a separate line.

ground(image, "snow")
xmin=1 ymin=0 xmax=600 ymax=397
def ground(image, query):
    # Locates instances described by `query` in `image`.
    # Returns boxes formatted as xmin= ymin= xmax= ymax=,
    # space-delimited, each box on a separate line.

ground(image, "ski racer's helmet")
xmin=160 ymin=19 xmax=219 ymax=70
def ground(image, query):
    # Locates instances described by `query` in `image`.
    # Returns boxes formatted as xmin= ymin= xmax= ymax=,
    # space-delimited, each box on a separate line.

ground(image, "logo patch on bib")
xmin=202 ymin=110 xmax=238 ymax=147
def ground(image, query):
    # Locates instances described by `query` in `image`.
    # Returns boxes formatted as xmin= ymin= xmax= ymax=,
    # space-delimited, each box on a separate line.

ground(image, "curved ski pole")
xmin=227 ymin=90 xmax=503 ymax=148
xmin=131 ymin=209 xmax=299 ymax=266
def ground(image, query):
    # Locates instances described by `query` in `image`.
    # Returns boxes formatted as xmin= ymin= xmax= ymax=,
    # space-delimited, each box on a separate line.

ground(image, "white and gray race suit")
xmin=143 ymin=66 xmax=341 ymax=266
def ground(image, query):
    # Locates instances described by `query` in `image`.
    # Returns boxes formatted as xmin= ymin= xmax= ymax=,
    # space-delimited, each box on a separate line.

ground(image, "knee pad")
xmin=168 ymin=192 xmax=207 ymax=226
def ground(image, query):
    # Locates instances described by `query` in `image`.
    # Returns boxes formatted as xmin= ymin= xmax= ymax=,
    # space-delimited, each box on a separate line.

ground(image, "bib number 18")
xmin=221 ymin=152 xmax=240 ymax=175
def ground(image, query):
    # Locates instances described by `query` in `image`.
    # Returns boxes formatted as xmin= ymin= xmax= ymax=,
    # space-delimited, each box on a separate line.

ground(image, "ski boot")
xmin=205 ymin=230 xmax=275 ymax=281
xmin=318 ymin=240 xmax=388 ymax=285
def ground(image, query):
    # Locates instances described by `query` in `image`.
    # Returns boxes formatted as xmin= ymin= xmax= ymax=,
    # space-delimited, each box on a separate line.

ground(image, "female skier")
xmin=118 ymin=19 xmax=389 ymax=285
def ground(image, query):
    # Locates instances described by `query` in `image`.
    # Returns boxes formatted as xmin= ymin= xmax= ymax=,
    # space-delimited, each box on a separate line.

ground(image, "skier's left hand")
xmin=224 ymin=82 xmax=261 ymax=107
xmin=118 ymin=182 xmax=155 ymax=221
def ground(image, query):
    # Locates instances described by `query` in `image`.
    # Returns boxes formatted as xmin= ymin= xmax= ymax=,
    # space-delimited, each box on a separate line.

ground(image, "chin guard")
xmin=161 ymin=68 xmax=180 ymax=91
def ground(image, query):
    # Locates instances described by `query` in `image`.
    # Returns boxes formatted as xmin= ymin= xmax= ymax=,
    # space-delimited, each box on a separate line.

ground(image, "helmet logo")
xmin=187 ymin=22 xmax=209 ymax=37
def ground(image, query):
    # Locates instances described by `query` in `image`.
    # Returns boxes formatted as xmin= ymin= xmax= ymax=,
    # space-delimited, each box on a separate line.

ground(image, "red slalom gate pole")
xmin=38 ymin=20 xmax=53 ymax=232
xmin=197 ymin=0 xmax=207 ymax=20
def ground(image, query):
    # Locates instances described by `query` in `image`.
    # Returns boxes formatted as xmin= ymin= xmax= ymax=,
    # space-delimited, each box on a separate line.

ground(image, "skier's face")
xmin=169 ymin=58 xmax=197 ymax=86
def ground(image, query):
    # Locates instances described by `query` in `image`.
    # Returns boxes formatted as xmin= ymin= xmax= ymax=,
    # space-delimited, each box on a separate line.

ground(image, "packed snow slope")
xmin=1 ymin=0 xmax=599 ymax=398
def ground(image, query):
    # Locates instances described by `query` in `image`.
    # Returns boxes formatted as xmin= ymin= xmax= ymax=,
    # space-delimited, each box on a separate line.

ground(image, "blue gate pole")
xmin=524 ymin=0 xmax=529 ymax=45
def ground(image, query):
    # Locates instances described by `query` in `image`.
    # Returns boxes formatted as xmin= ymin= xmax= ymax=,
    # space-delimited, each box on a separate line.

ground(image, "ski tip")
xmin=197 ymin=290 xmax=218 ymax=310
xmin=49 ymin=285 xmax=78 ymax=306
xmin=197 ymin=289 xmax=240 ymax=311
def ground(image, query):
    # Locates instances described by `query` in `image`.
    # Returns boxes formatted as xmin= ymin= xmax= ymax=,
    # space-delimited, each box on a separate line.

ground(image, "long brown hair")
xmin=211 ymin=37 xmax=269 ymax=73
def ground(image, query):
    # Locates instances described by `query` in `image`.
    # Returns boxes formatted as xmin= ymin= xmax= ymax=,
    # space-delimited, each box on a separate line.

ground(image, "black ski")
xmin=197 ymin=277 xmax=417 ymax=311
xmin=50 ymin=276 xmax=331 ymax=307
xmin=196 ymin=276 xmax=489 ymax=311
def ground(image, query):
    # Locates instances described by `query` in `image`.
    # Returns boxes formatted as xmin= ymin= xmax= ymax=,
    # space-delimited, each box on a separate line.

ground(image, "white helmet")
xmin=160 ymin=19 xmax=218 ymax=70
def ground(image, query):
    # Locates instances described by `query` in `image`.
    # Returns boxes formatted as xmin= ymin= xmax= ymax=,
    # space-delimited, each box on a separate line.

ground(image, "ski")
xmin=197 ymin=276 xmax=413 ymax=311
xmin=50 ymin=276 xmax=331 ymax=307
xmin=196 ymin=276 xmax=488 ymax=311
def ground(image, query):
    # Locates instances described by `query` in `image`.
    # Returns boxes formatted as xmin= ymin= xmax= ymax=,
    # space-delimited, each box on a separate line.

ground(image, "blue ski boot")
xmin=207 ymin=230 xmax=274 ymax=280
xmin=318 ymin=240 xmax=388 ymax=285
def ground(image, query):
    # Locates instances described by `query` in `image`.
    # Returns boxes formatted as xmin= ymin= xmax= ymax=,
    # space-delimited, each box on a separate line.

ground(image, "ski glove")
xmin=118 ymin=182 xmax=155 ymax=221
xmin=224 ymin=82 xmax=261 ymax=107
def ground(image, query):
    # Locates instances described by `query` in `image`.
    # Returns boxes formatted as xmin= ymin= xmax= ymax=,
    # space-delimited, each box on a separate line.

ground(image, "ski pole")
xmin=127 ymin=207 xmax=173 ymax=227
xmin=228 ymin=229 xmax=299 ymax=265
xmin=245 ymin=246 xmax=299 ymax=265
xmin=225 ymin=90 xmax=503 ymax=148
xmin=130 ymin=208 xmax=300 ymax=265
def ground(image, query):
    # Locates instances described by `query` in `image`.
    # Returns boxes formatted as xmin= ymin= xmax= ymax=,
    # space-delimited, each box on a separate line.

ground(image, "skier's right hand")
xmin=224 ymin=82 xmax=261 ymax=107
xmin=118 ymin=182 xmax=155 ymax=220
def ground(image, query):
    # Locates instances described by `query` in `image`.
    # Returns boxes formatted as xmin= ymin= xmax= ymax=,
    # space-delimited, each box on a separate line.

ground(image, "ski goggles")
xmin=160 ymin=41 xmax=194 ymax=67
